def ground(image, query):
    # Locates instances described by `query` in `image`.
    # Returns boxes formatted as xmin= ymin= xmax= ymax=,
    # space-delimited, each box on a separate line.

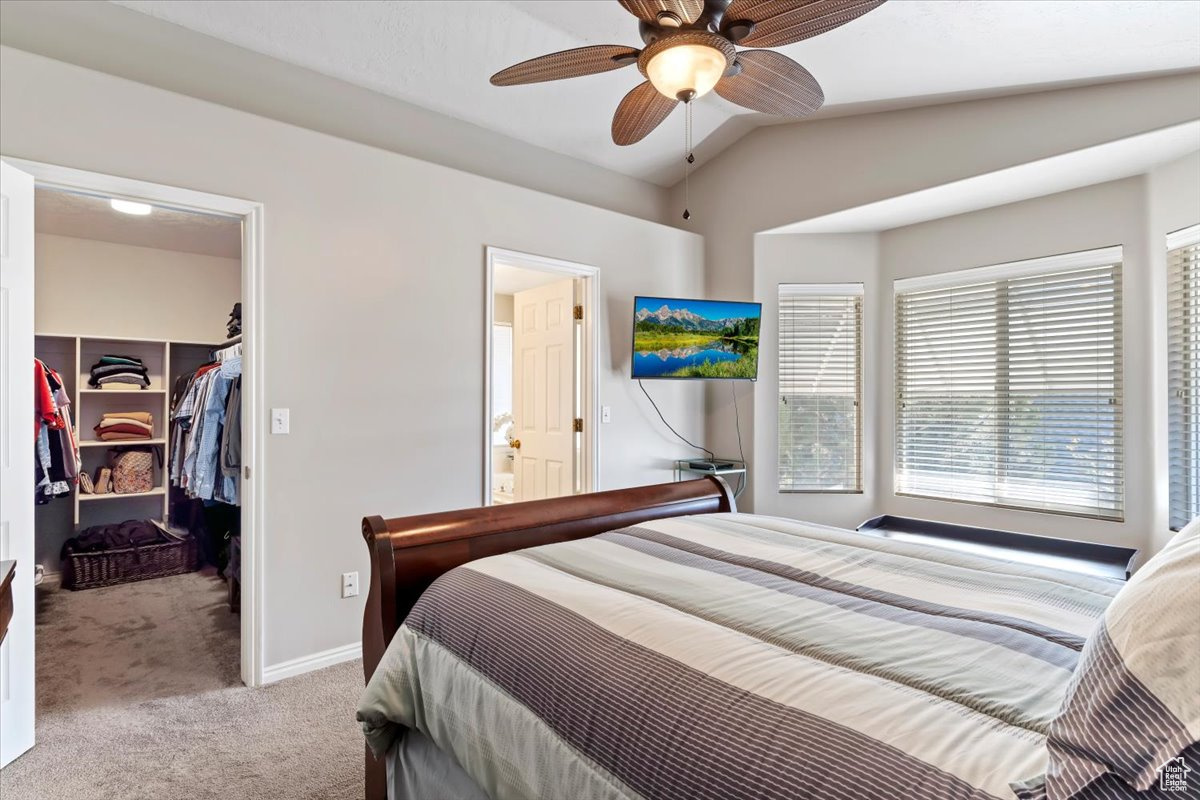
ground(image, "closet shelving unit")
xmin=35 ymin=332 xmax=217 ymax=530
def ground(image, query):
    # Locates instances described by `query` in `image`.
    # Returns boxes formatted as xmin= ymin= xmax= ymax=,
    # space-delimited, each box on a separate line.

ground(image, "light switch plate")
xmin=601 ymin=405 xmax=612 ymax=423
xmin=271 ymin=408 xmax=290 ymax=434
xmin=342 ymin=571 xmax=359 ymax=598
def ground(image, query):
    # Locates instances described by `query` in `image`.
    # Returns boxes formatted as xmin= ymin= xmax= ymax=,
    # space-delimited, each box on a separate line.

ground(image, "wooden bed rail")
xmin=359 ymin=476 xmax=735 ymax=800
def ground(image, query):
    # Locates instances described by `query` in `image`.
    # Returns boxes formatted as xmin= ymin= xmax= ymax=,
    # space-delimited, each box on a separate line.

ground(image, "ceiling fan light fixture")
xmin=644 ymin=37 xmax=731 ymax=102
xmin=493 ymin=0 xmax=888 ymax=145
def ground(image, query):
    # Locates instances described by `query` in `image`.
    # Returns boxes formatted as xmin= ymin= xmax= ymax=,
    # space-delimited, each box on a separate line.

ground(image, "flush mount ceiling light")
xmin=490 ymin=0 xmax=888 ymax=145
xmin=110 ymin=199 xmax=153 ymax=216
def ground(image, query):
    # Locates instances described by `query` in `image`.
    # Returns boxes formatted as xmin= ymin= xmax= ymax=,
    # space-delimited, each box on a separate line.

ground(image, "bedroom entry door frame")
xmin=0 ymin=157 xmax=267 ymax=696
xmin=484 ymin=246 xmax=600 ymax=506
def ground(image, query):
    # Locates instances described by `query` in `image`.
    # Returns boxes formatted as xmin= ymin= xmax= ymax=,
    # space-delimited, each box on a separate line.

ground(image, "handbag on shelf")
xmin=109 ymin=446 xmax=159 ymax=494
xmin=79 ymin=471 xmax=94 ymax=494
xmin=93 ymin=466 xmax=112 ymax=495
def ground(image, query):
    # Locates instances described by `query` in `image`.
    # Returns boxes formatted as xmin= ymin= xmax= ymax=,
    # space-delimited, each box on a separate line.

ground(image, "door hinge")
xmin=244 ymin=465 xmax=251 ymax=480
xmin=573 ymin=304 xmax=583 ymax=320
xmin=573 ymin=418 xmax=583 ymax=433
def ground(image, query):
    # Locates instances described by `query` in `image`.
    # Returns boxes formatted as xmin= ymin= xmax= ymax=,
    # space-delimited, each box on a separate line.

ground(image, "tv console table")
xmin=673 ymin=459 xmax=747 ymax=498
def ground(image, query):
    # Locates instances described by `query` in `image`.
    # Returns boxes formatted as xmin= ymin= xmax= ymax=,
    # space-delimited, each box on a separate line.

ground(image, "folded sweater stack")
xmin=94 ymin=411 xmax=154 ymax=441
xmin=88 ymin=355 xmax=150 ymax=389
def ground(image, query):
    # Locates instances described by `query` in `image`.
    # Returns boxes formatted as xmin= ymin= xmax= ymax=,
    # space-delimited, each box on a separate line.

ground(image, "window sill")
xmin=893 ymin=491 xmax=1124 ymax=524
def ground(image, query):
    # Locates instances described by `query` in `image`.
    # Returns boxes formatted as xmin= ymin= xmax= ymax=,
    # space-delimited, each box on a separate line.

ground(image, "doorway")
xmin=0 ymin=158 xmax=264 ymax=768
xmin=484 ymin=247 xmax=598 ymax=505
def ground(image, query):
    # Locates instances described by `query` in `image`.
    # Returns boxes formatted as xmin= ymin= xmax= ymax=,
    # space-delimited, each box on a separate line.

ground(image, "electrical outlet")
xmin=271 ymin=408 xmax=290 ymax=434
xmin=341 ymin=571 xmax=359 ymax=598
xmin=601 ymin=405 xmax=612 ymax=423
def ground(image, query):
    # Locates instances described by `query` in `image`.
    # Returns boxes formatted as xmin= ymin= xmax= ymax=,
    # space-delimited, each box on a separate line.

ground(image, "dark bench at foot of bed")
xmin=359 ymin=476 xmax=736 ymax=800
xmin=857 ymin=515 xmax=1138 ymax=581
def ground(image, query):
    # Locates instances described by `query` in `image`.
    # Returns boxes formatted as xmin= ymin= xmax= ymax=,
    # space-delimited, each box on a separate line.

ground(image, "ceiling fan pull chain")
xmin=683 ymin=101 xmax=693 ymax=221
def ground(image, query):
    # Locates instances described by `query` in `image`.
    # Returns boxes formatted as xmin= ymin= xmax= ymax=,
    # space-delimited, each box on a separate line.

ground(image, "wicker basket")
xmin=63 ymin=535 xmax=199 ymax=590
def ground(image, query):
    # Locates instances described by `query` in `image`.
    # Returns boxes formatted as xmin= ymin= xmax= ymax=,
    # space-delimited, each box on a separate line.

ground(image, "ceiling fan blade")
xmin=714 ymin=50 xmax=823 ymax=116
xmin=618 ymin=0 xmax=706 ymax=26
xmin=612 ymin=81 xmax=679 ymax=145
xmin=724 ymin=0 xmax=886 ymax=48
xmin=491 ymin=45 xmax=640 ymax=86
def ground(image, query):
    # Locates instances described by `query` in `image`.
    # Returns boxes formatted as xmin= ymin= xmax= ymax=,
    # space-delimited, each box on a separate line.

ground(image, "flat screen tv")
xmin=632 ymin=296 xmax=762 ymax=380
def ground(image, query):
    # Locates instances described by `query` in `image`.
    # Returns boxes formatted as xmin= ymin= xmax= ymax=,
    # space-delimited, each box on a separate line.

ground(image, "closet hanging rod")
xmin=212 ymin=334 xmax=242 ymax=363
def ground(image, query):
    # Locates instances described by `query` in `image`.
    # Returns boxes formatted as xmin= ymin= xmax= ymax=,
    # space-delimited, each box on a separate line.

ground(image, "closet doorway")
xmin=0 ymin=158 xmax=264 ymax=768
xmin=484 ymin=247 xmax=599 ymax=506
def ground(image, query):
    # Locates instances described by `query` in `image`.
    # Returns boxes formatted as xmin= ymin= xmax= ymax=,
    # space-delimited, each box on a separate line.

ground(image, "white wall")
xmin=751 ymin=233 xmax=880 ymax=527
xmin=678 ymin=72 xmax=1200 ymax=510
xmin=0 ymin=47 xmax=705 ymax=671
xmin=493 ymin=293 xmax=514 ymax=326
xmin=35 ymin=233 xmax=239 ymax=342
xmin=877 ymin=177 xmax=1154 ymax=553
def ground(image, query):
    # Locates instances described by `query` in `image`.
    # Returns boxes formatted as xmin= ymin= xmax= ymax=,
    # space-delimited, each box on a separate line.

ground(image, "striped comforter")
xmin=358 ymin=513 xmax=1123 ymax=800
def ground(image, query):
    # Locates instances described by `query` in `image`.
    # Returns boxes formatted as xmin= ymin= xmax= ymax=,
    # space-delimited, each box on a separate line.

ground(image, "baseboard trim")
xmin=35 ymin=567 xmax=61 ymax=587
xmin=261 ymin=641 xmax=362 ymax=685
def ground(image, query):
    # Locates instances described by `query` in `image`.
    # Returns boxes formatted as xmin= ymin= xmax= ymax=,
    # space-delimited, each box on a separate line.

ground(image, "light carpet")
xmin=0 ymin=570 xmax=363 ymax=800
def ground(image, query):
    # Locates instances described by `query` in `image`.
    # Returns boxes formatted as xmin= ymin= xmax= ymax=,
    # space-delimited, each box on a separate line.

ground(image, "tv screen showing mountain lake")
xmin=632 ymin=297 xmax=761 ymax=380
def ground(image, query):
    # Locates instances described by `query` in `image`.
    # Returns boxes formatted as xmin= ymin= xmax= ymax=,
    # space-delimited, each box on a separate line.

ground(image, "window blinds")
xmin=1168 ymin=225 xmax=1200 ymax=530
xmin=778 ymin=284 xmax=863 ymax=492
xmin=895 ymin=248 xmax=1123 ymax=519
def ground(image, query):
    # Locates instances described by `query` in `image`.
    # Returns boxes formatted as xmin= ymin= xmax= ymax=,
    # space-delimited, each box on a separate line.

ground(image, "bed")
xmin=357 ymin=477 xmax=1125 ymax=800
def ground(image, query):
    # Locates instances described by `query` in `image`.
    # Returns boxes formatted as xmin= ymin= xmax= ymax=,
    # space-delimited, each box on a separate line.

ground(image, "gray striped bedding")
xmin=358 ymin=513 xmax=1126 ymax=800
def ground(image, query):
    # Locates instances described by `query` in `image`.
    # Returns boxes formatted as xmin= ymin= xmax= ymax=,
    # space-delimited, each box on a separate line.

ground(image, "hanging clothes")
xmin=170 ymin=355 xmax=241 ymax=505
xmin=221 ymin=376 xmax=241 ymax=480
xmin=34 ymin=358 xmax=80 ymax=503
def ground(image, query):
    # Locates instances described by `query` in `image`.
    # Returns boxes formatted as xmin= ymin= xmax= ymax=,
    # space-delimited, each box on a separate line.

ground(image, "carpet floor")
xmin=0 ymin=570 xmax=363 ymax=800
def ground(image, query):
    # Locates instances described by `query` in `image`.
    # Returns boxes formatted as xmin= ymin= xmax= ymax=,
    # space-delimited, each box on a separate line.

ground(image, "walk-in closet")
xmin=31 ymin=187 xmax=246 ymax=713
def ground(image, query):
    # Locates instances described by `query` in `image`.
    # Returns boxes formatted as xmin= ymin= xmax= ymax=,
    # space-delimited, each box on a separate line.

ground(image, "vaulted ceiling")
xmin=110 ymin=0 xmax=1200 ymax=187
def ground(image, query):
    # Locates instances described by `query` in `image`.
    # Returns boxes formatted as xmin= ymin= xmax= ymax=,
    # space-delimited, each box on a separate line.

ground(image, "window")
xmin=1169 ymin=225 xmax=1200 ymax=530
xmin=895 ymin=248 xmax=1123 ymax=519
xmin=778 ymin=284 xmax=863 ymax=492
xmin=491 ymin=323 xmax=513 ymax=446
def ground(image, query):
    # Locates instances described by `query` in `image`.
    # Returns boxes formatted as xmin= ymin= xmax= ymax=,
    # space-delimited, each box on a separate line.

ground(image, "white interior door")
xmin=512 ymin=278 xmax=576 ymax=502
xmin=0 ymin=160 xmax=36 ymax=767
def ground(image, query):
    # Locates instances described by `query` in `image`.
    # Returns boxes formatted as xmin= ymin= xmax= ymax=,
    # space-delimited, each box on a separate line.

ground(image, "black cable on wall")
xmin=638 ymin=379 xmax=714 ymax=462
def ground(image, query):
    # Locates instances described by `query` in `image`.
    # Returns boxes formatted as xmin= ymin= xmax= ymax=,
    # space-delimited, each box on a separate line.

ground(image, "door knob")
xmin=511 ymin=439 xmax=521 ymax=450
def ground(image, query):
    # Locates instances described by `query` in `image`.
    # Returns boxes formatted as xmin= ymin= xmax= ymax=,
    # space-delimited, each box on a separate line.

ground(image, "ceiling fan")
xmin=491 ymin=0 xmax=888 ymax=146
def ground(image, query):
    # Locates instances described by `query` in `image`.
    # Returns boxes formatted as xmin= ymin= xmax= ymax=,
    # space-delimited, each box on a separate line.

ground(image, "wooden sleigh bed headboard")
xmin=359 ymin=476 xmax=736 ymax=800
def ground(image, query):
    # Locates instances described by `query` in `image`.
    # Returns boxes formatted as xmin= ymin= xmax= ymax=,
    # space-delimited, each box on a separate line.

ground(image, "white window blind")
xmin=1169 ymin=225 xmax=1200 ymax=530
xmin=895 ymin=248 xmax=1123 ymax=519
xmin=778 ymin=284 xmax=863 ymax=492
